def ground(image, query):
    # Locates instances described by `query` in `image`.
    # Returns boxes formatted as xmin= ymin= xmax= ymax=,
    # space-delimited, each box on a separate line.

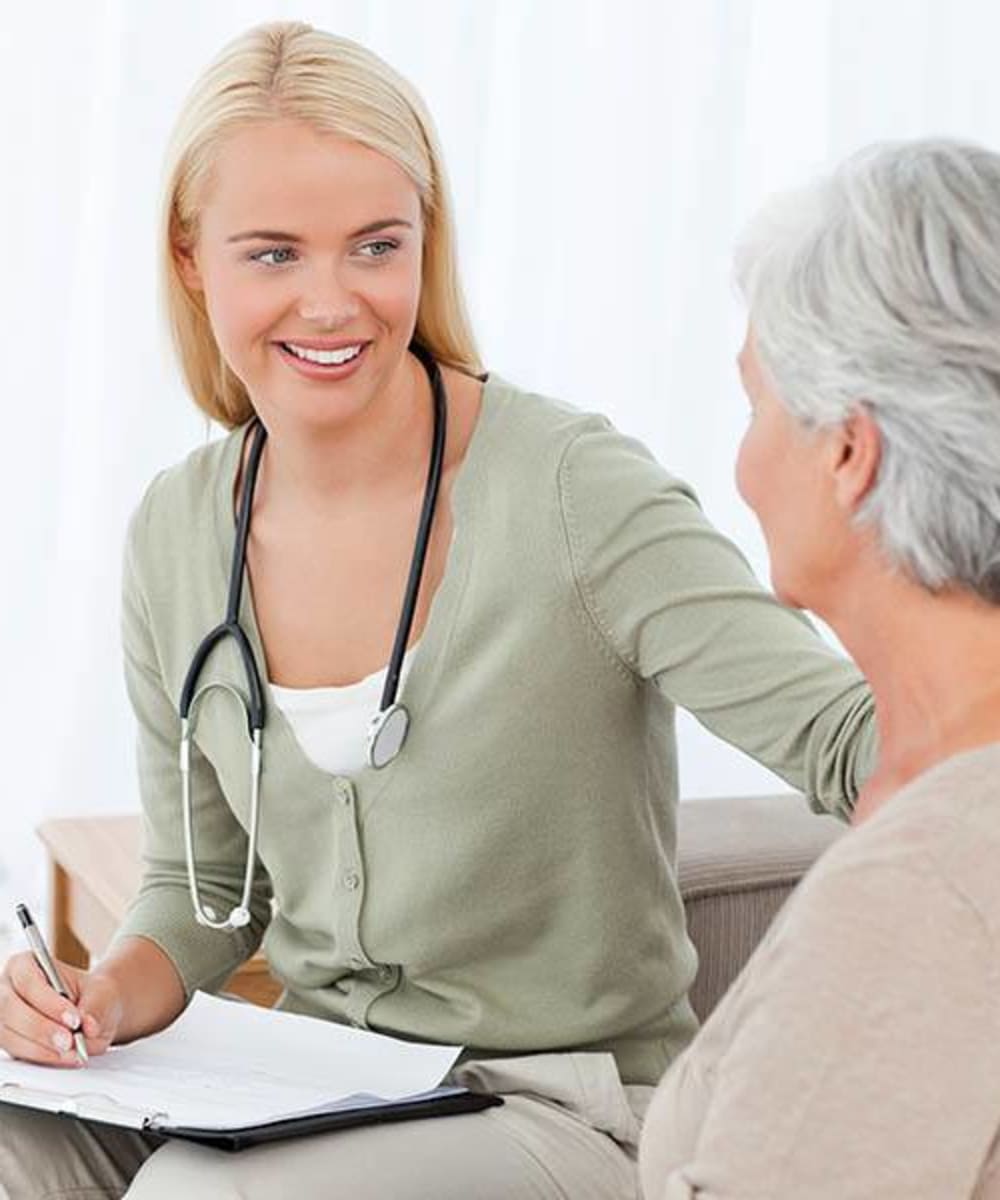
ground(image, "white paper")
xmin=0 ymin=992 xmax=463 ymax=1131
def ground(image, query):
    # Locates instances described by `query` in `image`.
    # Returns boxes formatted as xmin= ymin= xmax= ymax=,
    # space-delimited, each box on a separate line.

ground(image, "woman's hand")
xmin=0 ymin=951 xmax=124 ymax=1066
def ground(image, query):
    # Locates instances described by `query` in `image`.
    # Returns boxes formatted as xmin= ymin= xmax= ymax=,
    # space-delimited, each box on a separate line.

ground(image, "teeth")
xmin=284 ymin=342 xmax=363 ymax=366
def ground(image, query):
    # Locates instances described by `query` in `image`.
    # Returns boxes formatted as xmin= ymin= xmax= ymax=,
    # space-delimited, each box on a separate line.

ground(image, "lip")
xmin=274 ymin=338 xmax=370 ymax=382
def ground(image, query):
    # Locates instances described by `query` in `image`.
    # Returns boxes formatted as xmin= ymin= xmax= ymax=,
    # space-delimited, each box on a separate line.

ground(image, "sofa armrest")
xmin=677 ymin=793 xmax=844 ymax=1022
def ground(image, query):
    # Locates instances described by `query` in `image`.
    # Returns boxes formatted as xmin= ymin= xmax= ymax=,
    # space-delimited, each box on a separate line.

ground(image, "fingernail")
xmin=62 ymin=1010 xmax=80 ymax=1030
xmin=52 ymin=1030 xmax=72 ymax=1053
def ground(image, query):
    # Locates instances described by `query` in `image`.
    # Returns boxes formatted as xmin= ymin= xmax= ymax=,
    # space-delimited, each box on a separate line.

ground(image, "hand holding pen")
xmin=14 ymin=905 xmax=89 ymax=1065
xmin=0 ymin=904 xmax=122 ymax=1068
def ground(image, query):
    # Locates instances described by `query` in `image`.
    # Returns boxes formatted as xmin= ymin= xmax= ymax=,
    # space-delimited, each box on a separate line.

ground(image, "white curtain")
xmin=3 ymin=0 xmax=1000 ymax=943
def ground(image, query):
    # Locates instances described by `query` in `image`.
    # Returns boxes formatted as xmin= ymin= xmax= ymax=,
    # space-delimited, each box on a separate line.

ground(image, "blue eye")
xmin=358 ymin=239 xmax=398 ymax=259
xmin=251 ymin=247 xmax=298 ymax=267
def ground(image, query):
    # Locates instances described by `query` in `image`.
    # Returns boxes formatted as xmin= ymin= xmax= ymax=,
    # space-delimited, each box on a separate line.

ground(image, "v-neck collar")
xmin=209 ymin=372 xmax=504 ymax=789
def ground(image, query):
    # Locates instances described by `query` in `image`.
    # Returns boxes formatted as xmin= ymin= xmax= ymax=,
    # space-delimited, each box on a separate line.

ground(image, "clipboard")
xmin=161 ymin=1088 xmax=501 ymax=1151
xmin=0 ymin=993 xmax=502 ymax=1152
xmin=0 ymin=1080 xmax=502 ymax=1152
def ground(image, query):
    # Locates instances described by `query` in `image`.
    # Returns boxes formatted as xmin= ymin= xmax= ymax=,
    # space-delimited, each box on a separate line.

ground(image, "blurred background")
xmin=2 ymin=0 xmax=999 ymax=951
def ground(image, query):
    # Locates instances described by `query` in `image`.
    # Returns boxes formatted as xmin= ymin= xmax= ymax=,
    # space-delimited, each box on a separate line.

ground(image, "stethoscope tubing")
xmin=380 ymin=341 xmax=447 ymax=709
xmin=176 ymin=344 xmax=447 ymax=930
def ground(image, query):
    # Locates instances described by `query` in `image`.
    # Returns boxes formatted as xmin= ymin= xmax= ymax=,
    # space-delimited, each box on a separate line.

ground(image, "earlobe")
xmin=833 ymin=407 xmax=882 ymax=512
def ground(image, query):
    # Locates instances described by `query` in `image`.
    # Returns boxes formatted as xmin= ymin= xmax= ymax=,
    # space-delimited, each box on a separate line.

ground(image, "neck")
xmin=818 ymin=559 xmax=1000 ymax=806
xmin=255 ymin=352 xmax=431 ymax=512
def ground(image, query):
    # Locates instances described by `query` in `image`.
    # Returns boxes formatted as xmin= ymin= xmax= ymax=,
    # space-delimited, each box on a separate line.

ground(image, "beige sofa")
xmin=677 ymin=792 xmax=844 ymax=1020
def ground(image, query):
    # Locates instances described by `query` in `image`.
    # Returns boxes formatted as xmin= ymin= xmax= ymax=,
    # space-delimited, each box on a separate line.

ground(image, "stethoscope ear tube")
xmin=175 ymin=418 xmax=269 ymax=934
xmin=179 ymin=717 xmax=261 ymax=931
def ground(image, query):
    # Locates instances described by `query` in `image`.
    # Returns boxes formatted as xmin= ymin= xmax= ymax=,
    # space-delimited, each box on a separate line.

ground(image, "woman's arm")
xmin=639 ymin=857 xmax=1000 ymax=1198
xmin=0 ymin=935 xmax=185 ymax=1063
xmin=558 ymin=422 xmax=876 ymax=818
xmin=88 ymin=935 xmax=186 ymax=1044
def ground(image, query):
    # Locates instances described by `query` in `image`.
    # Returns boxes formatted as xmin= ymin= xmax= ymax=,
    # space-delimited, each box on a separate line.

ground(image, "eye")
xmin=357 ymin=238 xmax=399 ymax=260
xmin=250 ymin=246 xmax=298 ymax=267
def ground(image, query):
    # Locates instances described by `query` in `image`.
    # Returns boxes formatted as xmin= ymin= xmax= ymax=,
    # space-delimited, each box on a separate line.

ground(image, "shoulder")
xmin=481 ymin=372 xmax=607 ymax=455
xmin=482 ymin=372 xmax=699 ymax=507
xmin=125 ymin=424 xmax=246 ymax=580
xmin=775 ymin=779 xmax=1000 ymax=973
xmin=843 ymin=744 xmax=1000 ymax=933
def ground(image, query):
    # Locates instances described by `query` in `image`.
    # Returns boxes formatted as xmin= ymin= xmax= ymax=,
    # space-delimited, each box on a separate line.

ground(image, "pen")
xmin=15 ymin=903 xmax=89 ymax=1065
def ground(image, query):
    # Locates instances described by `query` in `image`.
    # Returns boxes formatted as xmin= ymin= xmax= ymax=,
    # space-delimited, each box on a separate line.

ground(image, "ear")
xmin=831 ymin=406 xmax=882 ymax=512
xmin=173 ymin=238 xmax=204 ymax=293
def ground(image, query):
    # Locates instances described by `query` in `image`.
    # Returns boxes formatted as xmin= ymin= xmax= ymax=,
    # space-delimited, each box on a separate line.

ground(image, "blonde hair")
xmin=162 ymin=21 xmax=482 ymax=428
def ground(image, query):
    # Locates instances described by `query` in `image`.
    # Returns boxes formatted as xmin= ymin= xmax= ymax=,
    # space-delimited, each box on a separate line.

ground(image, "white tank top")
xmin=269 ymin=646 xmax=418 ymax=776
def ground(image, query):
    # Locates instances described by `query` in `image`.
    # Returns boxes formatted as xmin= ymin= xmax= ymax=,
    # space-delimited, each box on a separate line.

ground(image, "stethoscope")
xmin=178 ymin=342 xmax=447 ymax=931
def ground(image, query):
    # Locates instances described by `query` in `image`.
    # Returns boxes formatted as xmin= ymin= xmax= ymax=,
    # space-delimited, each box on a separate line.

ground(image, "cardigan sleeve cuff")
xmin=108 ymin=885 xmax=264 ymax=1000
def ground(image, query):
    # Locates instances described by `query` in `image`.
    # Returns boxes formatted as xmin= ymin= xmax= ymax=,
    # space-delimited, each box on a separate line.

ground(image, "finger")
xmin=0 ymin=999 xmax=86 ymax=1067
xmin=76 ymin=978 xmax=122 ymax=1044
xmin=79 ymin=1032 xmax=113 ymax=1058
xmin=1 ymin=956 xmax=85 ymax=1061
xmin=80 ymin=1011 xmax=111 ymax=1046
xmin=6 ymin=954 xmax=82 ymax=1031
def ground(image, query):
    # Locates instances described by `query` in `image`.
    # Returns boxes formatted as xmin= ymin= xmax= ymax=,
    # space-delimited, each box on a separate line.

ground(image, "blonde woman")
xmin=640 ymin=139 xmax=1000 ymax=1198
xmin=0 ymin=23 xmax=875 ymax=1198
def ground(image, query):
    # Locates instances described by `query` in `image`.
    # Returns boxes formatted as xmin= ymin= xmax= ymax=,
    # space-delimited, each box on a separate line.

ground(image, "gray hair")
xmin=735 ymin=138 xmax=1000 ymax=604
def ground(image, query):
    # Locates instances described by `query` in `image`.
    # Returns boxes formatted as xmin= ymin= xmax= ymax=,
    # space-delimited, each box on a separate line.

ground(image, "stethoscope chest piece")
xmin=367 ymin=703 xmax=410 ymax=769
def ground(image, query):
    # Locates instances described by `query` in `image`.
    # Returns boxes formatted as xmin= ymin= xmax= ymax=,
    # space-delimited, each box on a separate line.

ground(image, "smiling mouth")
xmin=279 ymin=341 xmax=366 ymax=366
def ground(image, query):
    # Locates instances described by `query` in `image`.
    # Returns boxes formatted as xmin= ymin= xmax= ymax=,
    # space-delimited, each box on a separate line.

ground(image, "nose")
xmin=297 ymin=262 xmax=361 ymax=329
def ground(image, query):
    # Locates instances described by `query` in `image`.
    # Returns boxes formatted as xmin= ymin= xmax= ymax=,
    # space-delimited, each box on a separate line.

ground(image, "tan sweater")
xmin=640 ymin=743 xmax=1000 ymax=1199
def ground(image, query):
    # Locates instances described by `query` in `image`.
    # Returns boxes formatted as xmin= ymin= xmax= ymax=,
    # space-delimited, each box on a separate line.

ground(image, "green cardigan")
xmin=112 ymin=374 xmax=875 ymax=1085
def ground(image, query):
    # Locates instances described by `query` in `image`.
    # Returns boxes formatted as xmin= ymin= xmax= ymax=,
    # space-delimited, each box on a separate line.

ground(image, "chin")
xmin=769 ymin=570 xmax=808 ymax=611
xmin=262 ymin=376 xmax=375 ymax=427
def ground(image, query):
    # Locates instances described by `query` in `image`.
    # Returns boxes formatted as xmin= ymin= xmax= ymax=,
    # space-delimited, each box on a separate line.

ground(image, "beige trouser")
xmin=0 ymin=1054 xmax=651 ymax=1199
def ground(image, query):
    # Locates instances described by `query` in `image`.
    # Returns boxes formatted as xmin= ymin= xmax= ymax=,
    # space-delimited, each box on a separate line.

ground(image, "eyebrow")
xmin=226 ymin=218 xmax=414 ymax=244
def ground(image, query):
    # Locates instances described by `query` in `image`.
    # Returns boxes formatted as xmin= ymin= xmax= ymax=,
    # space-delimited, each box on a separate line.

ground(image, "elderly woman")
xmin=639 ymin=138 xmax=1000 ymax=1198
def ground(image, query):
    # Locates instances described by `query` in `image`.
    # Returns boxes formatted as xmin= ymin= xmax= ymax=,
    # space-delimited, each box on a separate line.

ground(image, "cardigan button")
xmin=344 ymin=871 xmax=360 ymax=891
